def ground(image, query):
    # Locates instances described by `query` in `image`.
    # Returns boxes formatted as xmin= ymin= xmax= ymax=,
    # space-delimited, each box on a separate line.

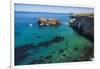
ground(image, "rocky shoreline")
xmin=69 ymin=13 xmax=94 ymax=42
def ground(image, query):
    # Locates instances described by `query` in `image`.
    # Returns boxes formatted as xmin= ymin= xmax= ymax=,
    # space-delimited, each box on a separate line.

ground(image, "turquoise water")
xmin=15 ymin=12 xmax=70 ymax=47
xmin=15 ymin=12 xmax=93 ymax=65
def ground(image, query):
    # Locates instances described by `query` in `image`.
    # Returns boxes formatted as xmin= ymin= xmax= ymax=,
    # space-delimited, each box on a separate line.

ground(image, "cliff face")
xmin=69 ymin=15 xmax=94 ymax=42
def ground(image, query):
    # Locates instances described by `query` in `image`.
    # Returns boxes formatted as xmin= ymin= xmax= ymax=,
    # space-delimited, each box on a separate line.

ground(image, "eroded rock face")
xmin=38 ymin=17 xmax=59 ymax=26
xmin=69 ymin=16 xmax=94 ymax=42
xmin=39 ymin=18 xmax=47 ymax=25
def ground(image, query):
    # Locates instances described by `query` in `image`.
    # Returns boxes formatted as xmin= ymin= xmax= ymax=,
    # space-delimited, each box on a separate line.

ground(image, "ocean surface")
xmin=15 ymin=12 xmax=93 ymax=65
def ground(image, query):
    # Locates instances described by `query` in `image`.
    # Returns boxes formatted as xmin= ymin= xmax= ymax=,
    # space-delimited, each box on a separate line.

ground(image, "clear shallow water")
xmin=15 ymin=12 xmax=93 ymax=65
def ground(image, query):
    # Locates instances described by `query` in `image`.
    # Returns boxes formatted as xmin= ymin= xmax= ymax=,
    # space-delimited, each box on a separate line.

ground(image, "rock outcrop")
xmin=69 ymin=13 xmax=94 ymax=41
xmin=38 ymin=17 xmax=59 ymax=26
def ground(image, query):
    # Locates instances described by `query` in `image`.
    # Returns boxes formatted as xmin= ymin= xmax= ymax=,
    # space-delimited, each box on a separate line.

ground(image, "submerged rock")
xmin=51 ymin=36 xmax=64 ymax=43
xmin=15 ymin=43 xmax=38 ymax=65
xmin=15 ymin=36 xmax=65 ymax=65
xmin=31 ymin=59 xmax=41 ymax=64
xmin=58 ymin=49 xmax=65 ymax=54
xmin=72 ymin=59 xmax=81 ymax=62
xmin=31 ymin=55 xmax=52 ymax=64
xmin=74 ymin=45 xmax=79 ymax=51
xmin=15 ymin=43 xmax=37 ymax=52
xmin=38 ymin=41 xmax=51 ymax=46
xmin=44 ymin=55 xmax=52 ymax=60
xmin=37 ymin=36 xmax=64 ymax=47
xmin=15 ymin=51 xmax=28 ymax=65
xmin=83 ymin=45 xmax=94 ymax=60
xmin=74 ymin=47 xmax=78 ymax=51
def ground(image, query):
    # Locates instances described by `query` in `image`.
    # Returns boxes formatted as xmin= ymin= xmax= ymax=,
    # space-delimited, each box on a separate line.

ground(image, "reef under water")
xmin=15 ymin=12 xmax=94 ymax=65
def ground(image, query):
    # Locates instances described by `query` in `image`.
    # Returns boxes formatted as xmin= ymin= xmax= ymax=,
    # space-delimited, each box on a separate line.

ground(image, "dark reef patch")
xmin=50 ymin=36 xmax=65 ymax=43
xmin=30 ymin=55 xmax=52 ymax=64
xmin=44 ymin=55 xmax=52 ymax=60
xmin=15 ymin=43 xmax=38 ymax=65
xmin=38 ymin=41 xmax=51 ymax=46
xmin=15 ymin=43 xmax=37 ymax=52
xmin=74 ymin=45 xmax=79 ymax=51
xmin=83 ymin=45 xmax=94 ymax=60
xmin=58 ymin=49 xmax=65 ymax=54
xmin=15 ymin=36 xmax=64 ymax=65
xmin=30 ymin=59 xmax=41 ymax=64
xmin=15 ymin=51 xmax=28 ymax=65
xmin=36 ymin=35 xmax=41 ymax=38
xmin=37 ymin=36 xmax=65 ymax=47
xmin=72 ymin=59 xmax=81 ymax=62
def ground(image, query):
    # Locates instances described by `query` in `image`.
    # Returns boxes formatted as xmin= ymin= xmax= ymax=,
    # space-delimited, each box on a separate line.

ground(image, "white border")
xmin=11 ymin=0 xmax=14 ymax=69
xmin=11 ymin=1 xmax=95 ymax=69
xmin=14 ymin=0 xmax=95 ymax=8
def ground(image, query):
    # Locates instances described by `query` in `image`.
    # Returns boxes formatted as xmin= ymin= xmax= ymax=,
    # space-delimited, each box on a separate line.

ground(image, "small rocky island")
xmin=38 ymin=17 xmax=59 ymax=26
xmin=69 ymin=13 xmax=94 ymax=41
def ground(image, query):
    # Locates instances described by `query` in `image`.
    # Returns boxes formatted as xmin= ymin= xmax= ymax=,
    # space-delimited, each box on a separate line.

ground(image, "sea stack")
xmin=38 ymin=17 xmax=59 ymax=26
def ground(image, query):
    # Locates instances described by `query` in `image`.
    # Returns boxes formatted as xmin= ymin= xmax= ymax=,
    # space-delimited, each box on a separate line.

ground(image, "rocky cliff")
xmin=69 ymin=13 xmax=94 ymax=42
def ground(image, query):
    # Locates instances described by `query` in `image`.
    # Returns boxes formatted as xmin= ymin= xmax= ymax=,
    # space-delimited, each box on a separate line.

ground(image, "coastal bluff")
xmin=69 ymin=13 xmax=94 ymax=41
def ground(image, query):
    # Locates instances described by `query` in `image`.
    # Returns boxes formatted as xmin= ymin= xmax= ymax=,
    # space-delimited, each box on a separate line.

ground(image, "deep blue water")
xmin=15 ymin=12 xmax=93 ymax=65
xmin=15 ymin=12 xmax=71 ymax=47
